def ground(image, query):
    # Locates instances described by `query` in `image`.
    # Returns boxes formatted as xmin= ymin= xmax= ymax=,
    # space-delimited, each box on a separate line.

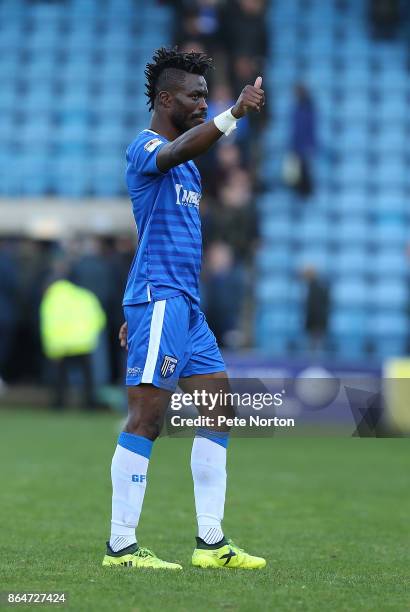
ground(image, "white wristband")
xmin=213 ymin=107 xmax=237 ymax=136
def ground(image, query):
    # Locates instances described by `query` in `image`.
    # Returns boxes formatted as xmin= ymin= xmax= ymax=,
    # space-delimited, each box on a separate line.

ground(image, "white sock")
xmin=191 ymin=428 xmax=229 ymax=545
xmin=109 ymin=432 xmax=153 ymax=552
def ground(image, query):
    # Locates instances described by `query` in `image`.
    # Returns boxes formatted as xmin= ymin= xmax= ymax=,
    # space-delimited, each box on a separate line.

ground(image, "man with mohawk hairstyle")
xmin=102 ymin=47 xmax=266 ymax=570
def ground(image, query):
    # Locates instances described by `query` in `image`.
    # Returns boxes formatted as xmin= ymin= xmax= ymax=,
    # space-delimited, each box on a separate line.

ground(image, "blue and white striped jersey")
xmin=123 ymin=129 xmax=202 ymax=306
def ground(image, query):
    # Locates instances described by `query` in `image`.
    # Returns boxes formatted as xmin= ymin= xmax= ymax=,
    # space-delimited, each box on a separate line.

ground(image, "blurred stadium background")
xmin=0 ymin=0 xmax=410 ymax=432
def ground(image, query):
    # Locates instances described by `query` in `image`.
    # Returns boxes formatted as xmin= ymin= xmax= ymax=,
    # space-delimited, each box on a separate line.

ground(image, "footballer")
xmin=102 ymin=47 xmax=266 ymax=570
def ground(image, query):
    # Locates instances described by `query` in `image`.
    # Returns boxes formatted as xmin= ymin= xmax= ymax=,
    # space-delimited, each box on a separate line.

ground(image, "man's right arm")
xmin=156 ymin=77 xmax=265 ymax=173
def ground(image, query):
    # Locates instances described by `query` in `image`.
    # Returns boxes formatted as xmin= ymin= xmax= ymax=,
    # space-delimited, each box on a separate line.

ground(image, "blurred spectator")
xmin=70 ymin=237 xmax=116 ymax=314
xmin=212 ymin=169 xmax=259 ymax=263
xmin=179 ymin=39 xmax=208 ymax=54
xmin=220 ymin=0 xmax=268 ymax=146
xmin=284 ymin=83 xmax=317 ymax=198
xmin=202 ymin=241 xmax=245 ymax=347
xmin=369 ymin=0 xmax=400 ymax=39
xmin=100 ymin=236 xmax=135 ymax=383
xmin=70 ymin=236 xmax=118 ymax=384
xmin=173 ymin=0 xmax=222 ymax=54
xmin=12 ymin=239 xmax=52 ymax=382
xmin=301 ymin=266 xmax=330 ymax=354
xmin=215 ymin=142 xmax=242 ymax=175
xmin=0 ymin=242 xmax=18 ymax=386
xmin=221 ymin=0 xmax=267 ymax=70
xmin=201 ymin=141 xmax=243 ymax=196
xmin=200 ymin=196 xmax=218 ymax=251
xmin=1 ymin=236 xmax=135 ymax=387
xmin=206 ymin=83 xmax=236 ymax=117
xmin=231 ymin=55 xmax=261 ymax=92
xmin=40 ymin=276 xmax=106 ymax=410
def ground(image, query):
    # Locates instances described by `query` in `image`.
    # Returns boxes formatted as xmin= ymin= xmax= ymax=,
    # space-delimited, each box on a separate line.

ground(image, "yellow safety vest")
xmin=40 ymin=280 xmax=106 ymax=359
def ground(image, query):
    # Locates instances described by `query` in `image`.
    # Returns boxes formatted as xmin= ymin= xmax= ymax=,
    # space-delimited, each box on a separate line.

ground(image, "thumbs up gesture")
xmin=231 ymin=76 xmax=265 ymax=119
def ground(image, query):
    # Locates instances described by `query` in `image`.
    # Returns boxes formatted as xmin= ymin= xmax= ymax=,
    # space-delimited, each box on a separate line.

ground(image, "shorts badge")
xmin=160 ymin=355 xmax=178 ymax=378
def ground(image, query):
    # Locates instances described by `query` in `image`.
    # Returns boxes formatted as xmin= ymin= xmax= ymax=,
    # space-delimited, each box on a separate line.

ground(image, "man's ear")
xmin=158 ymin=90 xmax=172 ymax=109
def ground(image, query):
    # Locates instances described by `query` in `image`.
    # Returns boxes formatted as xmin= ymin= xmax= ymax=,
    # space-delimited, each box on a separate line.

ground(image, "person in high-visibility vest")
xmin=40 ymin=279 xmax=106 ymax=409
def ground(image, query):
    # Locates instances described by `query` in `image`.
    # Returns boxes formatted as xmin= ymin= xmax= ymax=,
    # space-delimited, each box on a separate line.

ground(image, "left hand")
xmin=119 ymin=321 xmax=128 ymax=350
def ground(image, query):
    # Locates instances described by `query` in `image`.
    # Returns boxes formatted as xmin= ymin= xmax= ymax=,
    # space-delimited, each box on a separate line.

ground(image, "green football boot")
xmin=102 ymin=542 xmax=182 ymax=570
xmin=192 ymin=537 xmax=266 ymax=569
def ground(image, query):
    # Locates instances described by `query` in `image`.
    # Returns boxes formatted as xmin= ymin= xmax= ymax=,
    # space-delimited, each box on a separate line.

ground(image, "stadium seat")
xmin=18 ymin=120 xmax=53 ymax=147
xmin=333 ymin=335 xmax=368 ymax=359
xmin=18 ymin=154 xmax=51 ymax=196
xmin=374 ymin=126 xmax=406 ymax=153
xmin=371 ymin=337 xmax=406 ymax=357
xmin=373 ymin=157 xmax=408 ymax=187
xmin=333 ymin=192 xmax=369 ymax=215
xmin=90 ymin=157 xmax=126 ymax=196
xmin=256 ymin=246 xmax=294 ymax=274
xmin=372 ymin=193 xmax=407 ymax=216
xmin=337 ymin=122 xmax=369 ymax=152
xmin=335 ymin=249 xmax=370 ymax=276
xmin=52 ymin=158 xmax=91 ymax=197
xmin=335 ymin=217 xmax=370 ymax=243
xmin=0 ymin=114 xmax=14 ymax=142
xmin=295 ymin=248 xmax=330 ymax=275
xmin=0 ymin=88 xmax=18 ymax=113
xmin=369 ymin=312 xmax=408 ymax=336
xmin=338 ymin=94 xmax=370 ymax=121
xmin=369 ymin=280 xmax=408 ymax=309
xmin=330 ymin=310 xmax=367 ymax=335
xmin=298 ymin=217 xmax=329 ymax=244
xmin=261 ymin=216 xmax=294 ymax=242
xmin=372 ymin=223 xmax=408 ymax=246
xmin=333 ymin=279 xmax=370 ymax=307
xmin=371 ymin=250 xmax=408 ymax=277
xmin=255 ymin=276 xmax=290 ymax=303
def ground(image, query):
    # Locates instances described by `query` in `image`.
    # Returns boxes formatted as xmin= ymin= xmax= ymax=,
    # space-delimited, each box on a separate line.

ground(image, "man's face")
xmin=169 ymin=73 xmax=208 ymax=134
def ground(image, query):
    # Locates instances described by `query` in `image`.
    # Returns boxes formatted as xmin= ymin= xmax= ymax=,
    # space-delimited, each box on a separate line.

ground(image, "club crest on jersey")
xmin=144 ymin=138 xmax=162 ymax=153
xmin=160 ymin=355 xmax=178 ymax=378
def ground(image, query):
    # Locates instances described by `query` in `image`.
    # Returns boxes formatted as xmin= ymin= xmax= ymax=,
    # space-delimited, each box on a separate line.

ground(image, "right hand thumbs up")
xmin=231 ymin=76 xmax=265 ymax=118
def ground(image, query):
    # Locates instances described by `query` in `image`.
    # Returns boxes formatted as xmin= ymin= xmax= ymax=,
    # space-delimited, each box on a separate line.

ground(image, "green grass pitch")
xmin=0 ymin=409 xmax=409 ymax=611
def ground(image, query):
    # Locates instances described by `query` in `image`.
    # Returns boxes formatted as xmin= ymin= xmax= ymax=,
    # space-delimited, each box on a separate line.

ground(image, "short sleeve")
xmin=126 ymin=134 xmax=167 ymax=176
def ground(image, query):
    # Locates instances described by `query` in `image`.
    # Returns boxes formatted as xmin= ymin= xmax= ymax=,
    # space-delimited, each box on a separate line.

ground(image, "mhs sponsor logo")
xmin=175 ymin=183 xmax=201 ymax=208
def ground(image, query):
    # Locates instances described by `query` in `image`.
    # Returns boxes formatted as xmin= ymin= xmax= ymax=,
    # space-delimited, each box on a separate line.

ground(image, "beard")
xmin=170 ymin=107 xmax=194 ymax=134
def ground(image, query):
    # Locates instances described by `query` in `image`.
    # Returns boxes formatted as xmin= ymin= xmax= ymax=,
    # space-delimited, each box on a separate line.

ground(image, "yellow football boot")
xmin=192 ymin=537 xmax=266 ymax=569
xmin=102 ymin=542 xmax=182 ymax=570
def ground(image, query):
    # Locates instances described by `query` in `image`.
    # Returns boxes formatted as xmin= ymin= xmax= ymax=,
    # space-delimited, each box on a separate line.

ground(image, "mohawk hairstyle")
xmin=145 ymin=47 xmax=213 ymax=111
